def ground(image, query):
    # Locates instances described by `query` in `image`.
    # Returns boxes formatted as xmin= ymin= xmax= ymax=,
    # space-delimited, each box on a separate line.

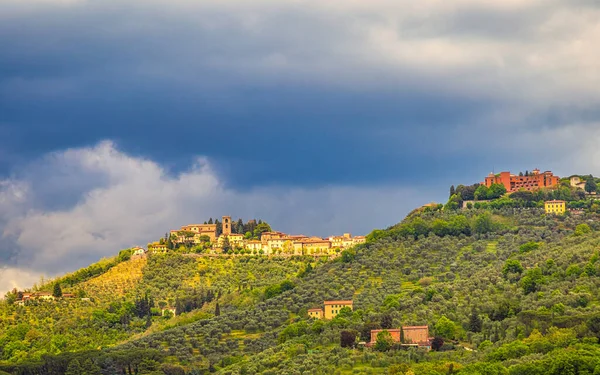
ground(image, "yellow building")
xmin=148 ymin=242 xmax=168 ymax=253
xmin=545 ymin=200 xmax=566 ymax=214
xmin=246 ymin=240 xmax=263 ymax=253
xmin=324 ymin=300 xmax=353 ymax=319
xmin=218 ymin=233 xmax=245 ymax=249
xmin=308 ymin=308 xmax=323 ymax=319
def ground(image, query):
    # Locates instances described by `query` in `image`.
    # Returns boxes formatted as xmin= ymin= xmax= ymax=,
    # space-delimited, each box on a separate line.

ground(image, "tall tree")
xmin=253 ymin=222 xmax=272 ymax=239
xmin=215 ymin=219 xmax=222 ymax=236
xmin=585 ymin=176 xmax=597 ymax=193
xmin=469 ymin=311 xmax=483 ymax=333
xmin=221 ymin=236 xmax=231 ymax=253
xmin=215 ymin=302 xmax=220 ymax=316
xmin=52 ymin=283 xmax=62 ymax=298
xmin=235 ymin=219 xmax=244 ymax=234
xmin=449 ymin=185 xmax=455 ymax=198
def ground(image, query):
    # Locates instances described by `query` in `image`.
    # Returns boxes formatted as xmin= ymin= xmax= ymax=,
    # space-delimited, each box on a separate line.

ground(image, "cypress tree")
xmin=468 ymin=311 xmax=482 ymax=333
xmin=52 ymin=283 xmax=62 ymax=298
xmin=215 ymin=302 xmax=220 ymax=316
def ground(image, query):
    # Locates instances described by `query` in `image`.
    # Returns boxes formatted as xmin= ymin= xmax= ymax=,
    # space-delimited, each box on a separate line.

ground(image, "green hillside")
xmin=3 ymin=206 xmax=600 ymax=374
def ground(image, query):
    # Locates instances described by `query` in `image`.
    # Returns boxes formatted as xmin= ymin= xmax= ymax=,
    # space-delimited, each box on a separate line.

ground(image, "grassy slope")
xmin=4 ymin=207 xmax=600 ymax=374
xmin=0 ymin=255 xmax=308 ymax=365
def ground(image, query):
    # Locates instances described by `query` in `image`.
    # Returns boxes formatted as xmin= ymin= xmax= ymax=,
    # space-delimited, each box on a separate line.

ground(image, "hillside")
xmin=3 ymin=206 xmax=600 ymax=374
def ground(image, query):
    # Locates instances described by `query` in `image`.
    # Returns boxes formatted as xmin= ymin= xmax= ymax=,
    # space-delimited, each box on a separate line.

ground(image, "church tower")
xmin=222 ymin=215 xmax=232 ymax=236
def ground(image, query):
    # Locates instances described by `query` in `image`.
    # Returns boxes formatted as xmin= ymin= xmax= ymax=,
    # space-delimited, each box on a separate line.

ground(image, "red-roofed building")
xmin=483 ymin=169 xmax=559 ymax=193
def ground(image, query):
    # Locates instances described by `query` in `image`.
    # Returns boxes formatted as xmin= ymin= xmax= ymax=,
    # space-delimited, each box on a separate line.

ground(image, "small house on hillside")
xmin=131 ymin=247 xmax=147 ymax=258
xmin=545 ymin=200 xmax=566 ymax=215
xmin=308 ymin=308 xmax=323 ymax=319
xmin=369 ymin=326 xmax=431 ymax=350
xmin=324 ymin=300 xmax=353 ymax=319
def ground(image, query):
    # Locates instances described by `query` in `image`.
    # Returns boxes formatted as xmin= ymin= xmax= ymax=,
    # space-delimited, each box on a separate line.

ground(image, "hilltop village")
xmin=147 ymin=216 xmax=366 ymax=256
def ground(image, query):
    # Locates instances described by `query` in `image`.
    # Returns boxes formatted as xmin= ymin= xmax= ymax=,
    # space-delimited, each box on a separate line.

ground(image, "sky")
xmin=1 ymin=0 xmax=600 ymax=293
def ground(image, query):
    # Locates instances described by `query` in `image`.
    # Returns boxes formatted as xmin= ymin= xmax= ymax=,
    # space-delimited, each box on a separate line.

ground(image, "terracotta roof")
xmin=402 ymin=325 xmax=429 ymax=329
xmin=324 ymin=300 xmax=353 ymax=305
xmin=308 ymin=308 xmax=323 ymax=312
xmin=545 ymin=200 xmax=566 ymax=203
xmin=371 ymin=328 xmax=401 ymax=333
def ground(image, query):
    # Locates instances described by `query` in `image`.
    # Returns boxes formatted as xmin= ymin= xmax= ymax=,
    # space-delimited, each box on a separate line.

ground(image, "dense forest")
xmin=3 ymin=202 xmax=600 ymax=374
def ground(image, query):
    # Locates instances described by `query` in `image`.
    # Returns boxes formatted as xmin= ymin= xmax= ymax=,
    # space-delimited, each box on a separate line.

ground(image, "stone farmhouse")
xmin=369 ymin=326 xmax=432 ymax=350
xmin=148 ymin=216 xmax=366 ymax=255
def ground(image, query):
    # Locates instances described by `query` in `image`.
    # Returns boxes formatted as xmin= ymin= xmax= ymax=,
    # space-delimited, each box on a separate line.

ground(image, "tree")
xmin=473 ymin=212 xmax=494 ymax=234
xmin=450 ymin=185 xmax=455 ymax=198
xmin=474 ymin=185 xmax=489 ymax=200
xmin=456 ymin=184 xmax=478 ymax=201
xmin=448 ymin=215 xmax=471 ymax=236
xmin=81 ymin=359 xmax=102 ymax=375
xmin=585 ymin=176 xmax=597 ymax=193
xmin=487 ymin=183 xmax=507 ymax=199
xmin=65 ymin=359 xmax=83 ymax=375
xmin=208 ymin=218 xmax=213 ymax=224
xmin=374 ymin=330 xmax=394 ymax=351
xmin=469 ymin=311 xmax=483 ymax=333
xmin=340 ymin=330 xmax=357 ymax=348
xmin=445 ymin=194 xmax=462 ymax=210
xmin=521 ymin=267 xmax=544 ymax=294
xmin=380 ymin=314 xmax=393 ymax=329
xmin=222 ymin=236 xmax=231 ymax=253
xmin=235 ymin=218 xmax=244 ymax=234
xmin=575 ymin=223 xmax=592 ymax=236
xmin=253 ymin=222 xmax=272 ymax=239
xmin=431 ymin=337 xmax=444 ymax=351
xmin=215 ymin=302 xmax=220 ymax=316
xmin=435 ymin=316 xmax=456 ymax=339
xmin=502 ymin=259 xmax=524 ymax=277
xmin=52 ymin=283 xmax=62 ymax=298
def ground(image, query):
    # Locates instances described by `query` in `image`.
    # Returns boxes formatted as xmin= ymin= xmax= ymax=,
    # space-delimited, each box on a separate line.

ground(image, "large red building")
xmin=484 ymin=168 xmax=560 ymax=193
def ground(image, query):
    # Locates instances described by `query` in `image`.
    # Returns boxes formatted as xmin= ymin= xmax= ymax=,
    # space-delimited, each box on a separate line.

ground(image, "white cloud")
xmin=0 ymin=141 xmax=434 ymax=294
xmin=0 ymin=268 xmax=43 ymax=297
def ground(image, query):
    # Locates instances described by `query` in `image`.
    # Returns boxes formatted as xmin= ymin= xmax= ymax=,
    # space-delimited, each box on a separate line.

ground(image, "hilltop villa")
xmin=149 ymin=216 xmax=366 ymax=255
xmin=483 ymin=168 xmax=559 ymax=193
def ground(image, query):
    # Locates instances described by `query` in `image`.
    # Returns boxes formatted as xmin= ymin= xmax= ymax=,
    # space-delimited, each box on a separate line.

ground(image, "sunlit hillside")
xmin=3 ymin=205 xmax=600 ymax=374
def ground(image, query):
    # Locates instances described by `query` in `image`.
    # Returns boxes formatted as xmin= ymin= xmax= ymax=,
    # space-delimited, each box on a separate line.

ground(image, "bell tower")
xmin=222 ymin=215 xmax=232 ymax=236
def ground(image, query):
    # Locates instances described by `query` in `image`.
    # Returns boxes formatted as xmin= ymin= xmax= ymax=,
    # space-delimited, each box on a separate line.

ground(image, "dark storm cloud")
xmin=3 ymin=0 xmax=599 ymax=193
